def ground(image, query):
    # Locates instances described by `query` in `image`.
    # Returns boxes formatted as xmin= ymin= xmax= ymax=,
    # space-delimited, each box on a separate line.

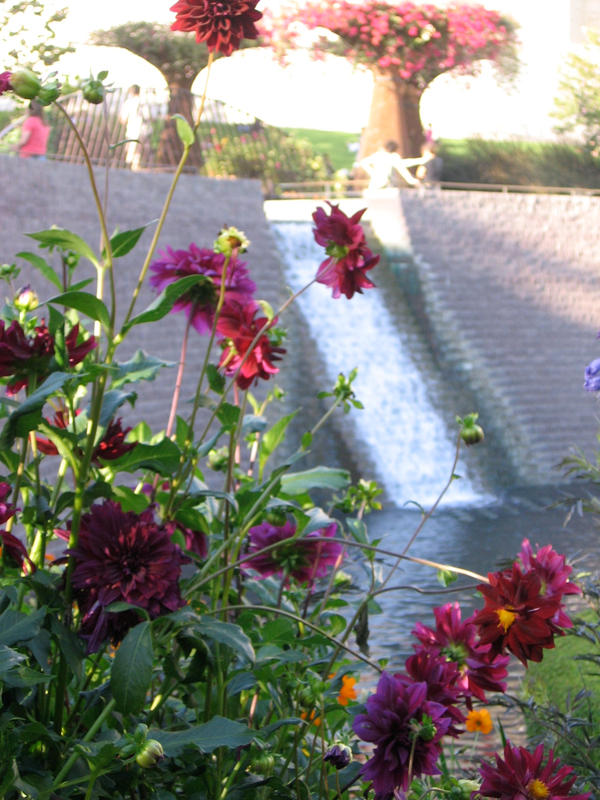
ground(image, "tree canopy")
xmin=0 ymin=0 xmax=73 ymax=69
xmin=553 ymin=29 xmax=600 ymax=154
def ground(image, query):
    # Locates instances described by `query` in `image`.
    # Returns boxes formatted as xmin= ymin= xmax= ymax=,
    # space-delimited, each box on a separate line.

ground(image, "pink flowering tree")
xmin=264 ymin=1 xmax=519 ymax=158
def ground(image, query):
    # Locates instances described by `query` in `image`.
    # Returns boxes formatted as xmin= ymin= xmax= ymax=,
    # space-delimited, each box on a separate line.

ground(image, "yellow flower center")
xmin=527 ymin=779 xmax=550 ymax=799
xmin=496 ymin=607 xmax=517 ymax=632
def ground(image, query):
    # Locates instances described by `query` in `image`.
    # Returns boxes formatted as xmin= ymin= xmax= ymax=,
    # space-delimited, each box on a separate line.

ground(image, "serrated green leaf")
xmin=104 ymin=438 xmax=181 ymax=475
xmin=112 ymin=485 xmax=150 ymax=513
xmin=111 ymin=621 xmax=153 ymax=714
xmin=27 ymin=228 xmax=99 ymax=267
xmin=206 ymin=364 xmax=225 ymax=394
xmin=47 ymin=291 xmax=110 ymax=329
xmin=0 ymin=607 xmax=46 ymax=646
xmin=217 ymin=402 xmax=240 ymax=431
xmin=107 ymin=226 xmax=147 ymax=259
xmin=280 ymin=466 xmax=350 ymax=495
xmin=110 ymin=350 xmax=174 ymax=390
xmin=0 ymin=372 xmax=75 ymax=448
xmin=123 ymin=275 xmax=206 ymax=333
xmin=259 ymin=411 xmax=298 ymax=479
xmin=151 ymin=716 xmax=257 ymax=757
xmin=173 ymin=113 xmax=194 ymax=146
xmin=194 ymin=618 xmax=255 ymax=664
xmin=98 ymin=389 xmax=136 ymax=428
xmin=16 ymin=251 xmax=62 ymax=290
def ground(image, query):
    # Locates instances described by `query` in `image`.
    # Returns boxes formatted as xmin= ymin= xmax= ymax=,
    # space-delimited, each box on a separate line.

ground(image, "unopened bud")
xmin=457 ymin=413 xmax=484 ymax=446
xmin=11 ymin=69 xmax=41 ymax=100
xmin=135 ymin=739 xmax=164 ymax=768
xmin=82 ymin=79 xmax=104 ymax=104
xmin=323 ymin=743 xmax=352 ymax=770
xmin=14 ymin=285 xmax=38 ymax=312
xmin=214 ymin=226 xmax=250 ymax=256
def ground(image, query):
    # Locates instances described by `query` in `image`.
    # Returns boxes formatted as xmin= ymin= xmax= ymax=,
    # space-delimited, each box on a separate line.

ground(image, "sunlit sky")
xmin=3 ymin=0 xmax=587 ymax=137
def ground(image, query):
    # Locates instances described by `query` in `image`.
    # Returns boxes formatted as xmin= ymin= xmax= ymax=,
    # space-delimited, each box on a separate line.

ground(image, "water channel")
xmin=267 ymin=207 xmax=599 ymax=669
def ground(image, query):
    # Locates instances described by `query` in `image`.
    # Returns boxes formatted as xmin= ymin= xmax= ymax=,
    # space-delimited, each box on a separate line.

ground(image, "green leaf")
xmin=259 ymin=412 xmax=298 ymax=479
xmin=217 ymin=402 xmax=240 ymax=431
xmin=110 ymin=350 xmax=174 ymax=390
xmin=112 ymin=485 xmax=150 ymax=513
xmin=173 ymin=114 xmax=194 ymax=146
xmin=98 ymin=389 xmax=136 ymax=428
xmin=108 ymin=226 xmax=147 ymax=259
xmin=27 ymin=228 xmax=99 ymax=267
xmin=0 ymin=607 xmax=46 ymax=646
xmin=104 ymin=438 xmax=181 ymax=475
xmin=194 ymin=618 xmax=255 ymax=664
xmin=0 ymin=644 xmax=26 ymax=674
xmin=206 ymin=364 xmax=225 ymax=394
xmin=47 ymin=291 xmax=110 ymax=329
xmin=16 ymin=251 xmax=62 ymax=290
xmin=280 ymin=466 xmax=351 ymax=496
xmin=0 ymin=372 xmax=75 ymax=448
xmin=123 ymin=275 xmax=207 ymax=332
xmin=111 ymin=620 xmax=153 ymax=714
xmin=151 ymin=716 xmax=257 ymax=757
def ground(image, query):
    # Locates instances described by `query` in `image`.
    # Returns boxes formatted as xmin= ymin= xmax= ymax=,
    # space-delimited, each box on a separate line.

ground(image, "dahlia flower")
xmin=149 ymin=243 xmax=255 ymax=334
xmin=0 ymin=72 xmax=11 ymax=95
xmin=37 ymin=413 xmax=136 ymax=464
xmin=584 ymin=357 xmax=600 ymax=390
xmin=403 ymin=650 xmax=464 ymax=735
xmin=170 ymin=0 xmax=263 ymax=56
xmin=353 ymin=671 xmax=453 ymax=797
xmin=1 ymin=530 xmax=35 ymax=573
xmin=217 ymin=300 xmax=285 ymax=390
xmin=70 ymin=501 xmax=186 ymax=652
xmin=242 ymin=520 xmax=343 ymax=584
xmin=518 ymin=539 xmax=581 ymax=628
xmin=0 ymin=481 xmax=16 ymax=524
xmin=473 ymin=564 xmax=562 ymax=666
xmin=312 ymin=203 xmax=379 ymax=299
xmin=412 ymin=602 xmax=509 ymax=703
xmin=479 ymin=742 xmax=591 ymax=799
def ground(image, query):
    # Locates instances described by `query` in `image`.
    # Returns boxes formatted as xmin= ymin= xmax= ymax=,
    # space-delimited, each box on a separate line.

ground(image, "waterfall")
xmin=270 ymin=218 xmax=490 ymax=508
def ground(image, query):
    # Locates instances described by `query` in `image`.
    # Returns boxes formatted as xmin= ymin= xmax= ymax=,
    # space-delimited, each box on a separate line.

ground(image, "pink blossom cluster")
xmin=265 ymin=1 xmax=516 ymax=88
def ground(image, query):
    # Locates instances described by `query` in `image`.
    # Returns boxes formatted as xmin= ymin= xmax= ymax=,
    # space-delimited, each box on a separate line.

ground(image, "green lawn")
xmin=283 ymin=127 xmax=360 ymax=172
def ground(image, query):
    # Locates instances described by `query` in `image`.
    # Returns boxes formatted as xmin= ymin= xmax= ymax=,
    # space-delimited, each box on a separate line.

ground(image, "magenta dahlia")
xmin=69 ymin=501 xmax=186 ymax=652
xmin=312 ymin=203 xmax=379 ymax=299
xmin=518 ymin=539 xmax=581 ymax=628
xmin=170 ymin=0 xmax=263 ymax=56
xmin=479 ymin=742 xmax=591 ymax=799
xmin=353 ymin=671 xmax=453 ymax=798
xmin=473 ymin=564 xmax=563 ymax=666
xmin=412 ymin=602 xmax=509 ymax=704
xmin=0 ymin=72 xmax=12 ymax=95
xmin=149 ymin=243 xmax=256 ymax=334
xmin=217 ymin=300 xmax=285 ymax=390
xmin=242 ymin=520 xmax=343 ymax=585
xmin=0 ymin=482 xmax=16 ymax=525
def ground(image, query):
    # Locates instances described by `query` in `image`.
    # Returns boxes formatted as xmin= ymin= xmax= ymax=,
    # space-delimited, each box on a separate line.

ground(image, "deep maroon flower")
xmin=0 ymin=482 xmax=16 ymax=525
xmin=413 ymin=602 xmax=509 ymax=704
xmin=170 ymin=0 xmax=263 ymax=56
xmin=473 ymin=564 xmax=563 ymax=666
xmin=0 ymin=72 xmax=12 ymax=95
xmin=166 ymin=520 xmax=208 ymax=559
xmin=0 ymin=320 xmax=96 ymax=395
xmin=353 ymin=671 xmax=453 ymax=798
xmin=149 ymin=244 xmax=256 ymax=334
xmin=217 ymin=300 xmax=285 ymax=390
xmin=242 ymin=520 xmax=343 ymax=585
xmin=312 ymin=203 xmax=379 ymax=299
xmin=518 ymin=539 xmax=581 ymax=628
xmin=479 ymin=742 xmax=591 ymax=799
xmin=1 ymin=530 xmax=35 ymax=573
xmin=69 ymin=501 xmax=186 ymax=652
xmin=92 ymin=418 xmax=137 ymax=463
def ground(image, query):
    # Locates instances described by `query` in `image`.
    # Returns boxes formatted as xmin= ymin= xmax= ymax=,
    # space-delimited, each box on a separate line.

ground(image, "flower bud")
xmin=214 ymin=225 xmax=250 ymax=256
xmin=83 ymin=79 xmax=105 ymax=104
xmin=14 ymin=285 xmax=38 ymax=313
xmin=135 ymin=739 xmax=164 ymax=768
xmin=251 ymin=753 xmax=275 ymax=774
xmin=10 ymin=69 xmax=41 ymax=100
xmin=457 ymin=413 xmax=484 ymax=446
xmin=323 ymin=743 xmax=352 ymax=770
xmin=37 ymin=81 xmax=60 ymax=106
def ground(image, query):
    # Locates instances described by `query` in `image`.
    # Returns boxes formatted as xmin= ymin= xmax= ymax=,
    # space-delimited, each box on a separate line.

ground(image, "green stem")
xmin=53 ymin=698 xmax=117 ymax=789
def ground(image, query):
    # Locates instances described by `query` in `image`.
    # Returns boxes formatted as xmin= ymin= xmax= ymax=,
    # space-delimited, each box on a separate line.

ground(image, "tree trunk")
xmin=358 ymin=73 xmax=424 ymax=161
xmin=156 ymin=85 xmax=204 ymax=169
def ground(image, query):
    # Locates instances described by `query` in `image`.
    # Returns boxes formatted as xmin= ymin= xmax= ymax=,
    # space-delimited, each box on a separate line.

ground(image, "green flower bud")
xmin=14 ymin=285 xmax=38 ymax=312
xmin=11 ymin=69 xmax=41 ymax=100
xmin=251 ymin=753 xmax=275 ymax=775
xmin=214 ymin=226 xmax=250 ymax=256
xmin=457 ymin=413 xmax=485 ymax=446
xmin=37 ymin=82 xmax=60 ymax=106
xmin=135 ymin=739 xmax=164 ymax=768
xmin=83 ymin=79 xmax=105 ymax=105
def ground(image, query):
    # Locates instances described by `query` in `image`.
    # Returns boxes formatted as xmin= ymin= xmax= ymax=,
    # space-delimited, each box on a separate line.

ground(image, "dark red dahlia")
xmin=217 ymin=300 xmax=285 ymax=390
xmin=69 ymin=501 xmax=186 ymax=652
xmin=166 ymin=520 xmax=208 ymax=559
xmin=518 ymin=538 xmax=581 ymax=628
xmin=0 ymin=320 xmax=96 ymax=395
xmin=0 ymin=482 xmax=16 ymax=525
xmin=170 ymin=0 xmax=263 ymax=56
xmin=92 ymin=418 xmax=137 ymax=463
xmin=242 ymin=520 xmax=343 ymax=585
xmin=312 ymin=203 xmax=379 ymax=299
xmin=473 ymin=564 xmax=563 ymax=666
xmin=1 ymin=530 xmax=35 ymax=573
xmin=479 ymin=742 xmax=591 ymax=799
xmin=0 ymin=72 xmax=12 ymax=95
xmin=412 ymin=602 xmax=509 ymax=704
xmin=149 ymin=244 xmax=255 ymax=334
xmin=353 ymin=671 xmax=453 ymax=798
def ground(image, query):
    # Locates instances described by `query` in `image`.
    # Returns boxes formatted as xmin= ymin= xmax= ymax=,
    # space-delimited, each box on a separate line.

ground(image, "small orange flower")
xmin=465 ymin=708 xmax=493 ymax=735
xmin=337 ymin=675 xmax=357 ymax=706
xmin=300 ymin=709 xmax=321 ymax=727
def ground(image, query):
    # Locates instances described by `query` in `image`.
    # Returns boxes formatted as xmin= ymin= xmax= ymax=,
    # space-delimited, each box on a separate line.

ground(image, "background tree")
xmin=552 ymin=29 xmax=600 ymax=155
xmin=264 ymin=1 xmax=519 ymax=158
xmin=93 ymin=22 xmax=215 ymax=167
xmin=0 ymin=0 xmax=73 ymax=69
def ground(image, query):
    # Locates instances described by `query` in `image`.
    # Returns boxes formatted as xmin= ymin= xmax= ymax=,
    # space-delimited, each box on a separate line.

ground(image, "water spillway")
xmin=270 ymin=215 xmax=487 ymax=508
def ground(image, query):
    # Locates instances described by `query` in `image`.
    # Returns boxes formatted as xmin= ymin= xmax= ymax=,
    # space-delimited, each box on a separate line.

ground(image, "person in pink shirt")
xmin=17 ymin=101 xmax=50 ymax=159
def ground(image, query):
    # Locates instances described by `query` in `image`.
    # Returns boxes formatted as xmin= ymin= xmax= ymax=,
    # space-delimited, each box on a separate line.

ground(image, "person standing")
xmin=16 ymin=101 xmax=51 ymax=160
xmin=358 ymin=140 xmax=432 ymax=189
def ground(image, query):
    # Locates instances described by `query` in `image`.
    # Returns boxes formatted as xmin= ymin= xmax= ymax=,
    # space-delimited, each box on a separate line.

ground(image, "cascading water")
xmin=270 ymin=217 xmax=489 ymax=507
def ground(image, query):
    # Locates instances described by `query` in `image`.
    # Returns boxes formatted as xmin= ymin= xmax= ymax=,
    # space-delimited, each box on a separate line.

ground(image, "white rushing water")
xmin=271 ymin=219 xmax=488 ymax=507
